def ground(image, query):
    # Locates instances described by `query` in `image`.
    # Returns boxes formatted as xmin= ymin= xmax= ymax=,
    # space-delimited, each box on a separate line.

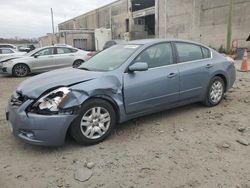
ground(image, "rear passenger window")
xmin=175 ymin=43 xmax=203 ymax=62
xmin=57 ymin=47 xmax=72 ymax=54
xmin=202 ymin=47 xmax=210 ymax=58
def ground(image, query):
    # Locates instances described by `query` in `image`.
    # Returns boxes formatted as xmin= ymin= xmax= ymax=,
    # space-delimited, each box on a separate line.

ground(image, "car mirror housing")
xmin=128 ymin=62 xmax=148 ymax=72
xmin=34 ymin=54 xmax=39 ymax=58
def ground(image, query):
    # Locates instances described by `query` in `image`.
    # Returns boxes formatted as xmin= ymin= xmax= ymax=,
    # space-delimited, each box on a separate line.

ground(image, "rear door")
xmin=54 ymin=47 xmax=75 ymax=68
xmin=174 ymin=42 xmax=211 ymax=101
xmin=30 ymin=47 xmax=55 ymax=72
xmin=123 ymin=42 xmax=180 ymax=114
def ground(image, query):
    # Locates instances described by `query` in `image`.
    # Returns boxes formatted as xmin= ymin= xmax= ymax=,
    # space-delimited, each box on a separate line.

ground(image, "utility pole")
xmin=51 ymin=8 xmax=55 ymax=34
xmin=226 ymin=0 xmax=233 ymax=52
xmin=110 ymin=6 xmax=112 ymax=39
xmin=51 ymin=8 xmax=55 ymax=45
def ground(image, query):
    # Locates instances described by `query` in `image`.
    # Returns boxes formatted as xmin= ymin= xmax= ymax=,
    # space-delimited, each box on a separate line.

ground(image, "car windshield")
xmin=79 ymin=44 xmax=141 ymax=71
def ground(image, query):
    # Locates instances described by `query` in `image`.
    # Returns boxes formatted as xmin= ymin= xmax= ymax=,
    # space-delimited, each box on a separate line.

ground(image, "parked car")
xmin=27 ymin=44 xmax=36 ymax=51
xmin=6 ymin=39 xmax=236 ymax=146
xmin=18 ymin=44 xmax=36 ymax=53
xmin=0 ymin=44 xmax=17 ymax=50
xmin=103 ymin=40 xmax=126 ymax=50
xmin=0 ymin=46 xmax=93 ymax=77
xmin=0 ymin=48 xmax=26 ymax=58
xmin=18 ymin=46 xmax=31 ymax=53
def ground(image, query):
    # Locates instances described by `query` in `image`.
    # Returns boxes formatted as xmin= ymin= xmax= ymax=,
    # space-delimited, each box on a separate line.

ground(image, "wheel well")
xmin=12 ymin=63 xmax=30 ymax=73
xmin=73 ymin=59 xmax=85 ymax=67
xmin=74 ymin=59 xmax=84 ymax=63
xmin=88 ymin=96 xmax=120 ymax=122
xmin=215 ymin=74 xmax=227 ymax=90
xmin=65 ymin=96 xmax=120 ymax=141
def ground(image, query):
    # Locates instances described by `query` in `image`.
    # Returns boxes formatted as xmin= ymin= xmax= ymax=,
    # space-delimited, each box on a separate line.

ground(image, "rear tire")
xmin=73 ymin=60 xmax=84 ymax=68
xmin=203 ymin=76 xmax=225 ymax=107
xmin=12 ymin=64 xmax=29 ymax=77
xmin=70 ymin=99 xmax=116 ymax=145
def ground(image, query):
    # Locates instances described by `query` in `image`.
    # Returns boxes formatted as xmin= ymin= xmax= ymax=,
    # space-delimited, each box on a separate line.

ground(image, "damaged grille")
xmin=10 ymin=92 xmax=27 ymax=107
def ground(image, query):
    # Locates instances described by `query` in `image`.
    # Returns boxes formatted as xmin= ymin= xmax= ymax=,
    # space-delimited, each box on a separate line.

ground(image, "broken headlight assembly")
xmin=29 ymin=87 xmax=71 ymax=114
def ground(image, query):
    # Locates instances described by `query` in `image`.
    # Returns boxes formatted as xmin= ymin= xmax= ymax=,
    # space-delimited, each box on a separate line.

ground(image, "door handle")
xmin=69 ymin=54 xmax=74 ymax=56
xmin=205 ymin=64 xmax=214 ymax=68
xmin=167 ymin=73 xmax=177 ymax=78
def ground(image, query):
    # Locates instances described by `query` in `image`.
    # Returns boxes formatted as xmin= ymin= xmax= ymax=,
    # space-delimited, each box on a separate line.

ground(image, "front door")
xmin=123 ymin=42 xmax=179 ymax=114
xmin=31 ymin=47 xmax=55 ymax=72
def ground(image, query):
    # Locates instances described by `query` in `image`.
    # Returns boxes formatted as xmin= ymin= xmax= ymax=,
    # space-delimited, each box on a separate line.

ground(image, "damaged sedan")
xmin=6 ymin=39 xmax=236 ymax=146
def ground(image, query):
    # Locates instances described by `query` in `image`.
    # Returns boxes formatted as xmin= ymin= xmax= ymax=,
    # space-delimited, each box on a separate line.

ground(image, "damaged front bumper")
xmin=6 ymin=99 xmax=77 ymax=146
xmin=0 ymin=63 xmax=12 ymax=74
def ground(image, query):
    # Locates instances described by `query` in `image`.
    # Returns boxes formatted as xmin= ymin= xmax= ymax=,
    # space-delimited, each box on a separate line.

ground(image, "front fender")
xmin=61 ymin=76 xmax=127 ymax=122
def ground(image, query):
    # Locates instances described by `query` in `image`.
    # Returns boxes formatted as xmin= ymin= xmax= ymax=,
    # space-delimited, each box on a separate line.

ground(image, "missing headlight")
xmin=30 ymin=87 xmax=71 ymax=114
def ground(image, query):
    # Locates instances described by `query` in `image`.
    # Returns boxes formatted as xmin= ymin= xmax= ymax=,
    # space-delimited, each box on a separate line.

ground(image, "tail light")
xmin=87 ymin=52 xmax=96 ymax=57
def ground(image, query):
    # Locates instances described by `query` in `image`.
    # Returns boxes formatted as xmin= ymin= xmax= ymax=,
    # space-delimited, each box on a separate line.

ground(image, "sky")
xmin=0 ymin=0 xmax=116 ymax=39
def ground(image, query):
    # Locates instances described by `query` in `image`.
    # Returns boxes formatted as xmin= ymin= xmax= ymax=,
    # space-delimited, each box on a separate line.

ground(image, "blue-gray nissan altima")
xmin=6 ymin=39 xmax=236 ymax=146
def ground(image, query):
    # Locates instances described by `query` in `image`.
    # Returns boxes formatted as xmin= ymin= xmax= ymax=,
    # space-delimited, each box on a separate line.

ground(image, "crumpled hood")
xmin=16 ymin=68 xmax=103 ymax=98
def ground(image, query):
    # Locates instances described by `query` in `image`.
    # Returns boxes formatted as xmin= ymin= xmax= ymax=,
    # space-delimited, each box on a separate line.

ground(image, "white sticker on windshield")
xmin=124 ymin=45 xmax=139 ymax=49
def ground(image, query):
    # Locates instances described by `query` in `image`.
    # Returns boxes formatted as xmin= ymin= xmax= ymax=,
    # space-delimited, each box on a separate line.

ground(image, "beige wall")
xmin=58 ymin=0 xmax=129 ymax=39
xmin=38 ymin=32 xmax=95 ymax=50
xmin=58 ymin=31 xmax=95 ymax=50
xmin=158 ymin=0 xmax=250 ymax=49
xmin=39 ymin=33 xmax=58 ymax=47
xmin=55 ymin=0 xmax=250 ymax=50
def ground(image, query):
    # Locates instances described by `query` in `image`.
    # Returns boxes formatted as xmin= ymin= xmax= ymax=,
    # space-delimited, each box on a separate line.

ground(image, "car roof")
xmin=0 ymin=44 xmax=17 ymax=47
xmin=127 ymin=39 xmax=209 ymax=47
xmin=40 ymin=45 xmax=74 ymax=48
xmin=0 ymin=48 xmax=14 ymax=50
xmin=0 ymin=43 xmax=15 ymax=45
xmin=113 ymin=40 xmax=126 ymax=43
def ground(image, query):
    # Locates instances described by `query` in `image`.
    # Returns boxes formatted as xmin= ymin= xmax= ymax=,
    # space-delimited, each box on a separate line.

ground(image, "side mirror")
xmin=128 ymin=62 xmax=148 ymax=72
xmin=34 ymin=54 xmax=39 ymax=58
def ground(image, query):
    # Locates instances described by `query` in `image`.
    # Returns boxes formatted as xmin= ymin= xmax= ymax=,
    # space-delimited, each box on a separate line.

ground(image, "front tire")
xmin=203 ymin=76 xmax=225 ymax=107
xmin=70 ymin=99 xmax=116 ymax=145
xmin=12 ymin=64 xmax=29 ymax=77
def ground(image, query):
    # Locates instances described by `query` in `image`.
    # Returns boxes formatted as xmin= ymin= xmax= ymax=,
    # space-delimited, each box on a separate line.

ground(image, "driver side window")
xmin=35 ymin=48 xmax=54 ymax=56
xmin=135 ymin=43 xmax=173 ymax=68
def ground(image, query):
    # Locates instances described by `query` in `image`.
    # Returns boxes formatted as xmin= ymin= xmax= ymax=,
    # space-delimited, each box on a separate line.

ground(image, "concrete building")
xmin=39 ymin=0 xmax=250 ymax=51
xmin=38 ymin=33 xmax=58 ymax=47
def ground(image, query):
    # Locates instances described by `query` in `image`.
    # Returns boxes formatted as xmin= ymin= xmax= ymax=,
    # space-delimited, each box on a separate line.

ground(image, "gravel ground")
xmin=0 ymin=61 xmax=249 ymax=188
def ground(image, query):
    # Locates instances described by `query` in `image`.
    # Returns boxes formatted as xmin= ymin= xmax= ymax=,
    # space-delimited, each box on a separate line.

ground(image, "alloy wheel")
xmin=14 ymin=64 xmax=28 ymax=77
xmin=80 ymin=107 xmax=111 ymax=140
xmin=209 ymin=81 xmax=224 ymax=103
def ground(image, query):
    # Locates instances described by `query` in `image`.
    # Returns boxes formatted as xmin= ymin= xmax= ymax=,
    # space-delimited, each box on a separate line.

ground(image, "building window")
xmin=125 ymin=19 xmax=129 ymax=32
xmin=131 ymin=0 xmax=155 ymax=12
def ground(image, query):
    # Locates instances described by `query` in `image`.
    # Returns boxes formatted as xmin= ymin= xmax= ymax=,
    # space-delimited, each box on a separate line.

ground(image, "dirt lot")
xmin=0 ymin=61 xmax=249 ymax=188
